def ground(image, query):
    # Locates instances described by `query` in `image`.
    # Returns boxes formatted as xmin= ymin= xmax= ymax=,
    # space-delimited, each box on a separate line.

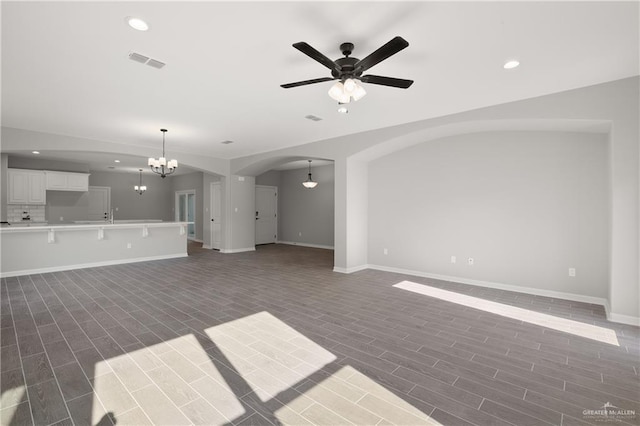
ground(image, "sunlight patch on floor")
xmin=91 ymin=311 xmax=439 ymax=425
xmin=93 ymin=333 xmax=245 ymax=425
xmin=204 ymin=311 xmax=337 ymax=403
xmin=276 ymin=365 xmax=442 ymax=426
xmin=393 ymin=281 xmax=619 ymax=346
xmin=0 ymin=386 xmax=25 ymax=424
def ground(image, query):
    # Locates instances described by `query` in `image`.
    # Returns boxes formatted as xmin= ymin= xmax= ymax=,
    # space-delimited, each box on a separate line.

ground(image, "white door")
xmin=175 ymin=190 xmax=196 ymax=239
xmin=210 ymin=182 xmax=222 ymax=250
xmin=88 ymin=187 xmax=110 ymax=221
xmin=255 ymin=185 xmax=277 ymax=245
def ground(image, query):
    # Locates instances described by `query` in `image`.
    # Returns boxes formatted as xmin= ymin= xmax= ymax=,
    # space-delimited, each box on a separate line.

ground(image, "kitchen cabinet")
xmin=45 ymin=171 xmax=90 ymax=191
xmin=8 ymin=169 xmax=46 ymax=204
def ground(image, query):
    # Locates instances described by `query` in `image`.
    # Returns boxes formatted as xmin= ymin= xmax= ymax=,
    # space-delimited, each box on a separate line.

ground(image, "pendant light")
xmin=148 ymin=128 xmax=178 ymax=178
xmin=302 ymin=160 xmax=318 ymax=189
xmin=134 ymin=169 xmax=147 ymax=194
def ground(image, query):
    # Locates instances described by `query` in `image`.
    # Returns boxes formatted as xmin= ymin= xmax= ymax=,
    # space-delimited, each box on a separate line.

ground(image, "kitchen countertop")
xmin=0 ymin=221 xmax=187 ymax=232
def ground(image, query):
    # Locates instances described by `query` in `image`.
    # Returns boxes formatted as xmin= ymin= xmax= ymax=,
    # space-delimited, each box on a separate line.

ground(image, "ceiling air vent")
xmin=128 ymin=52 xmax=149 ymax=64
xmin=305 ymin=115 xmax=323 ymax=122
xmin=128 ymin=52 xmax=166 ymax=69
xmin=146 ymin=59 xmax=166 ymax=69
xmin=221 ymin=140 xmax=234 ymax=145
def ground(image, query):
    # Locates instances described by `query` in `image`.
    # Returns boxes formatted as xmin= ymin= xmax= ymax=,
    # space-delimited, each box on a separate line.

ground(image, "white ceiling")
xmin=2 ymin=1 xmax=638 ymax=172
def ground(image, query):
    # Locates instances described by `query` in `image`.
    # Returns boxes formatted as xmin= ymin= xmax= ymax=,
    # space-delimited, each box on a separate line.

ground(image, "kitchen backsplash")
xmin=7 ymin=205 xmax=46 ymax=223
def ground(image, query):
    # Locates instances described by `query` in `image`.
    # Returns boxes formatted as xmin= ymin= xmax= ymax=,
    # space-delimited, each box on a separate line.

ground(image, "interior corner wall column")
xmin=0 ymin=154 xmax=8 ymax=222
xmin=333 ymin=157 xmax=368 ymax=273
xmin=607 ymin=94 xmax=640 ymax=324
xmin=220 ymin=175 xmax=256 ymax=253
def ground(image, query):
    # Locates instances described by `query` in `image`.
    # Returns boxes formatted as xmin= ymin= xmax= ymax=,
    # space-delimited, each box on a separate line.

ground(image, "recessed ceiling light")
xmin=337 ymin=106 xmax=348 ymax=114
xmin=114 ymin=160 xmax=121 ymax=163
xmin=32 ymin=151 xmax=40 ymax=154
xmin=126 ymin=17 xmax=149 ymax=31
xmin=221 ymin=140 xmax=234 ymax=145
xmin=504 ymin=60 xmax=520 ymax=70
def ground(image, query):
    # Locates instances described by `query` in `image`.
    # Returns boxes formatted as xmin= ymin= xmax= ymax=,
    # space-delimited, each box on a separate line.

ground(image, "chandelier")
xmin=148 ymin=128 xmax=178 ymax=178
xmin=302 ymin=160 xmax=318 ymax=189
xmin=134 ymin=169 xmax=147 ymax=194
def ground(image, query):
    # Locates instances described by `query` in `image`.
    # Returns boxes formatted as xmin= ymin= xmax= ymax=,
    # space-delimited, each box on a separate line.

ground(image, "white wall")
xmin=368 ymin=131 xmax=609 ymax=299
xmin=255 ymin=170 xmax=280 ymax=187
xmin=275 ymin=164 xmax=335 ymax=248
xmin=89 ymin=171 xmax=173 ymax=223
xmin=1 ymin=154 xmax=8 ymax=222
xmin=232 ymin=77 xmax=639 ymax=324
xmin=46 ymin=191 xmax=90 ymax=223
xmin=223 ymin=175 xmax=256 ymax=252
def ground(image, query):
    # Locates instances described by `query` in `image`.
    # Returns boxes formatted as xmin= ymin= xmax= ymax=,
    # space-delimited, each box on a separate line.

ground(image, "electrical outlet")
xmin=59 ymin=216 xmax=64 ymax=221
xmin=115 ymin=207 xmax=119 ymax=211
xmin=451 ymin=256 xmax=456 ymax=264
xmin=468 ymin=257 xmax=474 ymax=266
xmin=298 ymin=232 xmax=302 ymax=237
xmin=384 ymin=248 xmax=388 ymax=255
xmin=569 ymin=268 xmax=576 ymax=277
xmin=127 ymin=243 xmax=132 ymax=249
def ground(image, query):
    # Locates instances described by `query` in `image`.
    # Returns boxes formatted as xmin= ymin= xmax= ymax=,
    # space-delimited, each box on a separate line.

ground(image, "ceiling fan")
xmin=281 ymin=36 xmax=414 ymax=103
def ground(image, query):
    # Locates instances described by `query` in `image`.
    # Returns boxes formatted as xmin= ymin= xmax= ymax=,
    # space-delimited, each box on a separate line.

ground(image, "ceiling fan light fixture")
xmin=328 ymin=82 xmax=344 ymax=101
xmin=352 ymin=84 xmax=367 ymax=101
xmin=343 ymin=78 xmax=357 ymax=94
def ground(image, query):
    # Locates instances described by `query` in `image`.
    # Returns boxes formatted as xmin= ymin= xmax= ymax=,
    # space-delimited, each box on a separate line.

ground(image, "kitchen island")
xmin=0 ymin=221 xmax=188 ymax=277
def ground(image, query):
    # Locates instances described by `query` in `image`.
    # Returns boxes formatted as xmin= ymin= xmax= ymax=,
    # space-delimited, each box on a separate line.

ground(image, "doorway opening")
xmin=175 ymin=189 xmax=196 ymax=240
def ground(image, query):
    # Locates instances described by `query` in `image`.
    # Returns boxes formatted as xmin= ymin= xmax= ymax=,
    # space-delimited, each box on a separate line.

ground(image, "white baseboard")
xmin=333 ymin=264 xmax=369 ymax=274
xmin=277 ymin=241 xmax=334 ymax=250
xmin=220 ymin=247 xmax=255 ymax=254
xmin=601 ymin=299 xmax=640 ymax=326
xmin=0 ymin=253 xmax=189 ymax=278
xmin=367 ymin=263 xmax=611 ymax=306
xmin=337 ymin=263 xmax=640 ymax=326
xmin=608 ymin=312 xmax=640 ymax=327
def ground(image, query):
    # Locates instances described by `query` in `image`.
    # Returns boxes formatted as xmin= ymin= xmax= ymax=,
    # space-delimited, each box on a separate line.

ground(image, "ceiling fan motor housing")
xmin=332 ymin=57 xmax=361 ymax=79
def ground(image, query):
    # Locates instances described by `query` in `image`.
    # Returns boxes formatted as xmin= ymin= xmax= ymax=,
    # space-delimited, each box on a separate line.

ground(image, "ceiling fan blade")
xmin=280 ymin=77 xmax=336 ymax=89
xmin=354 ymin=36 xmax=409 ymax=73
xmin=360 ymin=75 xmax=414 ymax=89
xmin=293 ymin=42 xmax=341 ymax=72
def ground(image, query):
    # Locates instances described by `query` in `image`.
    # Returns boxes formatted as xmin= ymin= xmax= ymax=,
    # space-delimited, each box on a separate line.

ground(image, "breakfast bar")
xmin=0 ymin=221 xmax=188 ymax=277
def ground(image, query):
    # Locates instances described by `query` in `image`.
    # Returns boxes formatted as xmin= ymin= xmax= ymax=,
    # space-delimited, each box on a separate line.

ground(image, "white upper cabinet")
xmin=8 ymin=169 xmax=46 ymax=204
xmin=45 ymin=171 xmax=90 ymax=191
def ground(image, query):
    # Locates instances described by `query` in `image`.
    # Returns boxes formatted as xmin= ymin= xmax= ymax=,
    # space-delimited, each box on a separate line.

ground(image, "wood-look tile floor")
xmin=1 ymin=244 xmax=638 ymax=426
